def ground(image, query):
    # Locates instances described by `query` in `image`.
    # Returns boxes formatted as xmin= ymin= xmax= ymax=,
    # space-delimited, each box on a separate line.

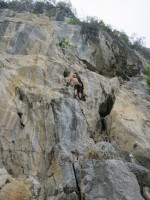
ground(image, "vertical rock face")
xmin=0 ymin=10 xmax=150 ymax=199
xmin=57 ymin=21 xmax=148 ymax=77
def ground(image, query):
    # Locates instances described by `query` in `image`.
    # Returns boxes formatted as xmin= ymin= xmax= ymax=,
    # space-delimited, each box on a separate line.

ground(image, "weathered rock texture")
xmin=74 ymin=160 xmax=144 ymax=200
xmin=0 ymin=9 xmax=150 ymax=199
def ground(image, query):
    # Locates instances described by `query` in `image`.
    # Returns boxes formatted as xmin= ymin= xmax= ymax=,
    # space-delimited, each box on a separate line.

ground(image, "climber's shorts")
xmin=74 ymin=83 xmax=82 ymax=93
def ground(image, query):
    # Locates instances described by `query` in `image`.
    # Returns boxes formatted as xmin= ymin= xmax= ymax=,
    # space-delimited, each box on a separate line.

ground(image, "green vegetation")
xmin=82 ymin=16 xmax=112 ymax=32
xmin=60 ymin=37 xmax=77 ymax=50
xmin=67 ymin=18 xmax=81 ymax=25
xmin=0 ymin=0 xmax=74 ymax=17
xmin=80 ymin=15 xmax=147 ymax=51
xmin=118 ymin=31 xmax=131 ymax=45
xmin=0 ymin=0 xmax=55 ymax=13
xmin=147 ymin=77 xmax=150 ymax=88
xmin=57 ymin=0 xmax=72 ymax=9
xmin=80 ymin=16 xmax=113 ymax=44
xmin=46 ymin=8 xmax=56 ymax=18
xmin=131 ymin=36 xmax=145 ymax=50
xmin=0 ymin=0 xmax=146 ymax=49
xmin=145 ymin=66 xmax=150 ymax=88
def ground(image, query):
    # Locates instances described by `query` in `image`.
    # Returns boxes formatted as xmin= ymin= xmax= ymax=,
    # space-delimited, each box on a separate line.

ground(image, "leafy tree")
xmin=46 ymin=8 xmax=56 ymax=17
xmin=33 ymin=1 xmax=46 ymax=14
xmin=0 ymin=0 xmax=56 ymax=13
xmin=130 ymin=33 xmax=145 ymax=49
xmin=84 ymin=16 xmax=99 ymax=24
xmin=57 ymin=0 xmax=72 ymax=9
xmin=0 ymin=0 xmax=8 ymax=9
xmin=81 ymin=17 xmax=100 ymax=43
xmin=119 ymin=31 xmax=131 ymax=45
xmin=82 ymin=16 xmax=112 ymax=32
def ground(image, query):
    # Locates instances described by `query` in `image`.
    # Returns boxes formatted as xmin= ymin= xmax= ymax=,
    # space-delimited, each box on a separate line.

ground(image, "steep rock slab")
xmin=108 ymin=81 xmax=150 ymax=169
xmin=56 ymin=21 xmax=143 ymax=77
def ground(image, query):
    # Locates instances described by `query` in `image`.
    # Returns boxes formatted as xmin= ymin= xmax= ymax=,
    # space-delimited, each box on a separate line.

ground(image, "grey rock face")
xmin=56 ymin=21 xmax=147 ymax=78
xmin=74 ymin=160 xmax=144 ymax=200
xmin=0 ymin=10 xmax=150 ymax=199
xmin=126 ymin=163 xmax=150 ymax=188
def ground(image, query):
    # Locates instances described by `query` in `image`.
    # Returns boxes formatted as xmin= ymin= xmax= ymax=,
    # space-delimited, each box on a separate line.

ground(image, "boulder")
xmin=74 ymin=159 xmax=144 ymax=200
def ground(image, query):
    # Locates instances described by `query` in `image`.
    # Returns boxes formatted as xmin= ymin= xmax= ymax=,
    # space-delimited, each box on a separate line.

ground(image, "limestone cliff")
xmin=0 ymin=9 xmax=150 ymax=200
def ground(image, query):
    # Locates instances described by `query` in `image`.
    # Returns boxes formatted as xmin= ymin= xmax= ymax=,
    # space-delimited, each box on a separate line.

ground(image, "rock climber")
xmin=69 ymin=73 xmax=82 ymax=99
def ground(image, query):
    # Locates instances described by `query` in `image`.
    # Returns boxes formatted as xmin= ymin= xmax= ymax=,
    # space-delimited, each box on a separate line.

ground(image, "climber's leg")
xmin=74 ymin=85 xmax=77 ymax=98
xmin=77 ymin=85 xmax=82 ymax=100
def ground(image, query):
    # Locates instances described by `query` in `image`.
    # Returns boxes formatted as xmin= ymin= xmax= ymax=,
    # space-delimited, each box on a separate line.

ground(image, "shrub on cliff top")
xmin=67 ymin=18 xmax=82 ymax=25
xmin=119 ymin=31 xmax=131 ymax=45
xmin=130 ymin=33 xmax=145 ymax=50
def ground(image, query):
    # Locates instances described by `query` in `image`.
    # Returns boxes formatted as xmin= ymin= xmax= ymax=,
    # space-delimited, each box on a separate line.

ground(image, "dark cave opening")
xmin=99 ymin=94 xmax=115 ymax=141
xmin=99 ymin=95 xmax=115 ymax=118
xmin=17 ymin=112 xmax=23 ymax=118
xmin=91 ymin=94 xmax=115 ymax=143
xmin=64 ymin=70 xmax=70 ymax=77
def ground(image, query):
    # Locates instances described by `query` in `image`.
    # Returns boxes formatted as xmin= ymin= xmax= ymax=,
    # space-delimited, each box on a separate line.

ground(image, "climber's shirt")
xmin=70 ymin=77 xmax=79 ymax=86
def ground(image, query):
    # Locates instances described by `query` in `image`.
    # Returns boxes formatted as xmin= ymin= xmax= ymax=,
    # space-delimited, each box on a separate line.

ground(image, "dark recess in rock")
xmin=99 ymin=95 xmax=115 ymax=118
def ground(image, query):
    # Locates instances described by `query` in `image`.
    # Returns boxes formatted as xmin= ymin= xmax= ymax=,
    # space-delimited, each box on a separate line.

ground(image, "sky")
xmin=61 ymin=0 xmax=150 ymax=48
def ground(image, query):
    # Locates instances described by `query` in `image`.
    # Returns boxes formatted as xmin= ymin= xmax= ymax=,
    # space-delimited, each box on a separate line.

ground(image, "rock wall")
xmin=56 ymin=20 xmax=149 ymax=78
xmin=0 ymin=10 xmax=150 ymax=200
